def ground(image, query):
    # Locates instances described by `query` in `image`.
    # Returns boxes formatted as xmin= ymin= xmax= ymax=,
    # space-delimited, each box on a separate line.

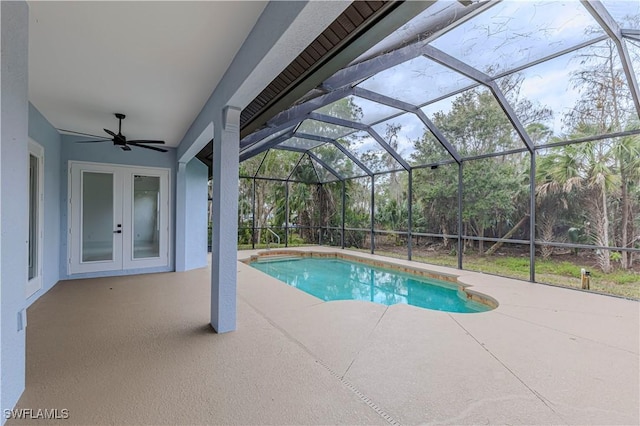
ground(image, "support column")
xmin=370 ymin=176 xmax=375 ymax=254
xmin=530 ymin=151 xmax=536 ymax=282
xmin=318 ymin=184 xmax=323 ymax=245
xmin=285 ymin=181 xmax=289 ymax=247
xmin=341 ymin=180 xmax=346 ymax=249
xmin=408 ymin=169 xmax=413 ymax=261
xmin=457 ymin=163 xmax=463 ymax=270
xmin=252 ymin=178 xmax=256 ymax=249
xmin=210 ymin=106 xmax=241 ymax=333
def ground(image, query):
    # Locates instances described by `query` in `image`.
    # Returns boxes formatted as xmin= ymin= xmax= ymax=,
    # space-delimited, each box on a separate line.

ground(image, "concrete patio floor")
xmin=9 ymin=248 xmax=639 ymax=425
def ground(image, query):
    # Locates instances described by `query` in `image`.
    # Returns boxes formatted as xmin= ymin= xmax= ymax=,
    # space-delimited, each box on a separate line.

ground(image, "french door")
xmin=68 ymin=162 xmax=169 ymax=274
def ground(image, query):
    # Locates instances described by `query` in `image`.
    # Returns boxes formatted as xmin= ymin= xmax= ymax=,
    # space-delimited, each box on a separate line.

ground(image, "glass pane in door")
xmin=133 ymin=175 xmax=160 ymax=258
xmin=28 ymin=154 xmax=38 ymax=279
xmin=82 ymin=172 xmax=114 ymax=262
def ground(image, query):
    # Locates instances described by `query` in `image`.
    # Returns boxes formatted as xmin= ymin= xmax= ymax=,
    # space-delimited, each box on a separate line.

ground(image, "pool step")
xmin=255 ymin=255 xmax=302 ymax=263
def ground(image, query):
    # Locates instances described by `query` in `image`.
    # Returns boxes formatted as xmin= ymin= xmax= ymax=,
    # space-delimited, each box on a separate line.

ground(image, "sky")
xmin=251 ymin=0 xmax=640 ymax=173
xmin=336 ymin=0 xmax=639 ymax=161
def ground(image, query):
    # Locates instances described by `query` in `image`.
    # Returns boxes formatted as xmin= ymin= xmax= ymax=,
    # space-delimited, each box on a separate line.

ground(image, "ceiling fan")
xmin=59 ymin=113 xmax=168 ymax=152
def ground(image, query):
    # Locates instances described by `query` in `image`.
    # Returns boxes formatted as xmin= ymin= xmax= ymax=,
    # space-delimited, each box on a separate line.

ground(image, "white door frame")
xmin=69 ymin=162 xmax=123 ymax=274
xmin=26 ymin=139 xmax=44 ymax=298
xmin=68 ymin=161 xmax=171 ymax=275
xmin=122 ymin=166 xmax=170 ymax=269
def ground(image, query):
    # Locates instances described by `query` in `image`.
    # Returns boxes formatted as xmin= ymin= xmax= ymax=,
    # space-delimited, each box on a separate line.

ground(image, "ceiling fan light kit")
xmin=61 ymin=113 xmax=168 ymax=152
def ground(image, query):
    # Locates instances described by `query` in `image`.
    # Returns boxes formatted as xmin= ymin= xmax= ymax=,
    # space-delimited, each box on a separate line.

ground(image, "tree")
xmin=537 ymin=136 xmax=619 ymax=272
xmin=563 ymin=39 xmax=639 ymax=269
xmin=417 ymin=86 xmax=532 ymax=254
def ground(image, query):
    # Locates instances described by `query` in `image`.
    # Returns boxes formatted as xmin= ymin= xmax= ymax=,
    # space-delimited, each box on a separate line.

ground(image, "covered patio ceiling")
xmin=236 ymin=0 xmax=640 ymax=184
xmin=27 ymin=1 xmax=268 ymax=147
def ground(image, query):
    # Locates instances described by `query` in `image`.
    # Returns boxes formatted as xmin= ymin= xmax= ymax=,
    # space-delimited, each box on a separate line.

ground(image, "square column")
xmin=210 ymin=106 xmax=240 ymax=333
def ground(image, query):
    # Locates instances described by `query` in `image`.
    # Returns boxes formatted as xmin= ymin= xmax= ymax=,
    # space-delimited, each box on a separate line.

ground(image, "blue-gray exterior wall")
xmin=1 ymin=1 xmax=29 ymax=417
xmin=59 ymin=134 xmax=177 ymax=280
xmin=175 ymin=157 xmax=209 ymax=272
xmin=184 ymin=158 xmax=208 ymax=270
xmin=27 ymin=103 xmax=62 ymax=306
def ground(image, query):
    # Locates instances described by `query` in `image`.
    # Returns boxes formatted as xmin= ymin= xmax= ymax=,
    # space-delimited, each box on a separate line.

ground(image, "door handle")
xmin=113 ymin=230 xmax=122 ymax=234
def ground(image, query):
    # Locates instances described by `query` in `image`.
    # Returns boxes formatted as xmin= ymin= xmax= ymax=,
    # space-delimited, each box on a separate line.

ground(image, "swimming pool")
xmin=250 ymin=257 xmax=491 ymax=313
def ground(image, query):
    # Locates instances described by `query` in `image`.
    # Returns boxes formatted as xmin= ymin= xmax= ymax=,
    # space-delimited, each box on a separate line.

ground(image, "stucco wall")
xmin=185 ymin=159 xmax=208 ymax=269
xmin=1 ymin=1 xmax=29 ymax=416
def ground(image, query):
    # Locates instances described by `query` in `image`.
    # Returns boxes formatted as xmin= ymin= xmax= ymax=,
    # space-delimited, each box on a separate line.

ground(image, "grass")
xmin=384 ymin=249 xmax=639 ymax=299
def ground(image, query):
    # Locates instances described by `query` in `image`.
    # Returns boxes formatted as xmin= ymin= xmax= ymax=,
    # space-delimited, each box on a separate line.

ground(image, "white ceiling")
xmin=28 ymin=1 xmax=268 ymax=147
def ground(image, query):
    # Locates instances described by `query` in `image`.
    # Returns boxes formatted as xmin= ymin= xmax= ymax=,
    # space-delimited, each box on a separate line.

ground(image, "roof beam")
xmin=240 ymin=121 xmax=298 ymax=150
xmin=581 ymin=0 xmax=640 ymax=115
xmin=240 ymin=1 xmax=435 ymax=138
xmin=307 ymin=112 xmax=411 ymax=171
xmin=266 ymin=86 xmax=355 ymax=129
xmin=354 ymin=87 xmax=462 ymax=163
xmin=239 ymin=86 xmax=355 ymax=150
xmin=329 ymin=141 xmax=374 ymax=177
xmin=487 ymin=82 xmax=535 ymax=153
xmin=322 ymin=0 xmax=497 ymax=91
xmin=323 ymin=40 xmax=431 ymax=91
xmin=277 ymin=146 xmax=342 ymax=181
xmin=239 ymin=131 xmax=293 ymax=162
xmin=293 ymin=132 xmax=335 ymax=144
xmin=367 ymin=128 xmax=411 ymax=171
xmin=422 ymin=45 xmax=491 ymax=84
xmin=423 ymin=46 xmax=534 ymax=153
xmin=622 ymin=29 xmax=640 ymax=41
xmin=308 ymin=111 xmax=368 ymax=131
xmin=294 ymin=132 xmax=374 ymax=176
xmin=286 ymin=152 xmax=307 ymax=181
xmin=307 ymin=151 xmax=343 ymax=181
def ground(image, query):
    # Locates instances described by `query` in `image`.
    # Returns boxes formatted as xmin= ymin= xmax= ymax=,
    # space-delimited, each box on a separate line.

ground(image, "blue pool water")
xmin=250 ymin=257 xmax=489 ymax=313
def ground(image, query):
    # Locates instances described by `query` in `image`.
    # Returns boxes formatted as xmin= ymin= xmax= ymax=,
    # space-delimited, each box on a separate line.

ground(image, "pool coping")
xmin=239 ymin=249 xmax=499 ymax=310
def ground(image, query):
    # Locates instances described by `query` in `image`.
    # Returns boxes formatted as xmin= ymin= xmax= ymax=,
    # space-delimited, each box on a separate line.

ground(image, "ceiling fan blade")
xmin=127 ymin=140 xmax=165 ymax=145
xmin=75 ymin=139 xmax=112 ymax=143
xmin=121 ymin=145 xmax=132 ymax=151
xmin=58 ymin=129 xmax=108 ymax=139
xmin=104 ymin=128 xmax=117 ymax=137
xmin=128 ymin=143 xmax=168 ymax=153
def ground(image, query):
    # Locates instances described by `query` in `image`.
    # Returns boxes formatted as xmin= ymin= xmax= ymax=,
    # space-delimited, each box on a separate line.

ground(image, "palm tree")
xmin=537 ymin=136 xmax=619 ymax=272
xmin=611 ymin=129 xmax=640 ymax=268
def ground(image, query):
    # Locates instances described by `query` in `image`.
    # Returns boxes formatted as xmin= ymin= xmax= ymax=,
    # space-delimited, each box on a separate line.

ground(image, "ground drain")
xmin=312 ymin=358 xmax=401 ymax=426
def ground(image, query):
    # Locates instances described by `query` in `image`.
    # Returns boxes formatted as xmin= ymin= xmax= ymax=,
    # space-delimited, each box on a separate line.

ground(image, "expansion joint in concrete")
xmin=448 ymin=314 xmax=566 ymax=422
xmin=239 ymin=295 xmax=402 ymax=426
xmin=496 ymin=311 xmax=639 ymax=356
xmin=341 ymin=305 xmax=389 ymax=379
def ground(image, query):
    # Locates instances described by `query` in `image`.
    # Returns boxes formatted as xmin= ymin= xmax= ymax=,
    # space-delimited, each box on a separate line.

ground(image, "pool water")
xmin=250 ymin=257 xmax=489 ymax=313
